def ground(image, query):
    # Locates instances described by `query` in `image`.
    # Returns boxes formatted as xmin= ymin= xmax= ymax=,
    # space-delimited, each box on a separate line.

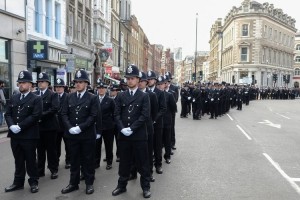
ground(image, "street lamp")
xmin=194 ymin=13 xmax=198 ymax=84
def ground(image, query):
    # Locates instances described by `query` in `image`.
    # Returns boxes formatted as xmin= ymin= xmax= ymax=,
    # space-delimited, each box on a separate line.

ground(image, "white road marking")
xmin=291 ymin=178 xmax=300 ymax=182
xmin=263 ymin=153 xmax=300 ymax=195
xmin=236 ymin=125 xmax=252 ymax=140
xmin=227 ymin=114 xmax=233 ymax=121
xmin=258 ymin=120 xmax=281 ymax=129
xmin=268 ymin=107 xmax=273 ymax=112
xmin=276 ymin=113 xmax=291 ymax=120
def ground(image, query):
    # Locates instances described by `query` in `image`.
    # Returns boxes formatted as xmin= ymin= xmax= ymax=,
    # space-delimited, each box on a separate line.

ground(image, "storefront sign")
xmin=27 ymin=40 xmax=48 ymax=60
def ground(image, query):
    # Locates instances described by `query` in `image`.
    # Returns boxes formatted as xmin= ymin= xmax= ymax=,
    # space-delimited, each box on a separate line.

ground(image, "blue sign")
xmin=27 ymin=40 xmax=48 ymax=60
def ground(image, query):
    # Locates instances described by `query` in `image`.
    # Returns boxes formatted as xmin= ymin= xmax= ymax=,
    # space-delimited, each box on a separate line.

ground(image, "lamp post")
xmin=194 ymin=13 xmax=198 ymax=84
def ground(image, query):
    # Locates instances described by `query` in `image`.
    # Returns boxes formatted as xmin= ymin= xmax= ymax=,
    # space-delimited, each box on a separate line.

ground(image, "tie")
xmin=99 ymin=97 xmax=103 ymax=103
xmin=130 ymin=91 xmax=133 ymax=97
xmin=40 ymin=91 xmax=43 ymax=96
xmin=21 ymin=94 xmax=25 ymax=100
xmin=77 ymin=93 xmax=81 ymax=100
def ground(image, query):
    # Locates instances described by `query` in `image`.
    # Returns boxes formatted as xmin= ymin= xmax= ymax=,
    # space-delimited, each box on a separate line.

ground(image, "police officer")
xmin=4 ymin=71 xmax=42 ymax=193
xmin=35 ymin=72 xmax=59 ymax=179
xmin=112 ymin=65 xmax=151 ymax=198
xmin=192 ymin=83 xmax=202 ymax=120
xmin=95 ymin=79 xmax=115 ymax=170
xmin=54 ymin=78 xmax=70 ymax=169
xmin=147 ymin=70 xmax=166 ymax=174
xmin=61 ymin=69 xmax=98 ymax=195
xmin=180 ymin=83 xmax=190 ymax=118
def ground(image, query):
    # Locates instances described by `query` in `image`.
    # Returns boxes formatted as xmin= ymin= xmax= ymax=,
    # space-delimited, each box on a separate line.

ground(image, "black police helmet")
xmin=140 ymin=72 xmax=148 ymax=82
xmin=54 ymin=78 xmax=66 ymax=87
xmin=157 ymin=75 xmax=166 ymax=85
xmin=147 ymin=70 xmax=157 ymax=80
xmin=96 ymin=79 xmax=108 ymax=88
xmin=73 ymin=69 xmax=90 ymax=84
xmin=17 ymin=70 xmax=33 ymax=83
xmin=37 ymin=72 xmax=50 ymax=83
xmin=124 ymin=64 xmax=140 ymax=78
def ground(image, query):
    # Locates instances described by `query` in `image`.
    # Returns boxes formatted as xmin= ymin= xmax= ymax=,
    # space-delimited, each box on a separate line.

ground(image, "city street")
xmin=1 ymin=100 xmax=300 ymax=200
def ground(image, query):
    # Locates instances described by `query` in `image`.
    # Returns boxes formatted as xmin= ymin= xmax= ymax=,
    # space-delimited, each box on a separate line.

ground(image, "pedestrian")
xmin=112 ymin=65 xmax=151 ymax=198
xmin=61 ymin=69 xmax=98 ymax=195
xmin=4 ymin=70 xmax=42 ymax=193
xmin=54 ymin=78 xmax=71 ymax=169
xmin=35 ymin=73 xmax=59 ymax=180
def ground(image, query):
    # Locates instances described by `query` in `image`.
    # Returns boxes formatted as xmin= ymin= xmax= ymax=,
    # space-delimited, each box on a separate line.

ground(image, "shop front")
xmin=0 ymin=38 xmax=11 ymax=100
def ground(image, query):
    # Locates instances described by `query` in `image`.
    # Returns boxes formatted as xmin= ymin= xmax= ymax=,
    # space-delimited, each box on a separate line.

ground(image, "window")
xmin=55 ymin=2 xmax=61 ymax=39
xmin=279 ymin=32 xmax=281 ymax=43
xmin=77 ymin=17 xmax=82 ymax=42
xmin=264 ymin=25 xmax=268 ymax=38
xmin=295 ymin=68 xmax=300 ymax=76
xmin=242 ymin=24 xmax=249 ymax=36
xmin=35 ymin=0 xmax=42 ymax=33
xmin=45 ymin=0 xmax=52 ymax=36
xmin=296 ymin=44 xmax=300 ymax=51
xmin=68 ymin=12 xmax=74 ymax=37
xmin=269 ymin=28 xmax=272 ymax=39
xmin=241 ymin=47 xmax=248 ymax=61
xmin=296 ymin=56 xmax=300 ymax=63
xmin=84 ymin=21 xmax=89 ymax=45
xmin=1 ymin=0 xmax=25 ymax=17
xmin=274 ymin=30 xmax=277 ymax=41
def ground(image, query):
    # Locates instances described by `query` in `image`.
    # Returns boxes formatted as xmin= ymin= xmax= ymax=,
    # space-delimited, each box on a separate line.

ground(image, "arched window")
xmin=296 ymin=44 xmax=300 ymax=51
xmin=296 ymin=56 xmax=300 ymax=63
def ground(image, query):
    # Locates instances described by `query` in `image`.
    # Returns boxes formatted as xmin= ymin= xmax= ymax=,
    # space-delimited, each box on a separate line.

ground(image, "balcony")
xmin=93 ymin=9 xmax=104 ymax=19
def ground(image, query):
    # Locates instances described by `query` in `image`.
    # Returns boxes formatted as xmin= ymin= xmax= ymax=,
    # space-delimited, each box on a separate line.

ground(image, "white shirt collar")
xmin=77 ymin=90 xmax=86 ymax=98
xmin=20 ymin=91 xmax=30 ymax=99
xmin=129 ymin=87 xmax=138 ymax=96
xmin=141 ymin=88 xmax=147 ymax=93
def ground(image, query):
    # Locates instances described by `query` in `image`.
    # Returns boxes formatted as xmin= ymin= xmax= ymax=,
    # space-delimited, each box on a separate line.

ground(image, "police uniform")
xmin=35 ymin=73 xmax=59 ymax=179
xmin=95 ymin=80 xmax=116 ymax=170
xmin=147 ymin=70 xmax=166 ymax=174
xmin=4 ymin=71 xmax=42 ymax=193
xmin=112 ymin=65 xmax=151 ymax=198
xmin=61 ymin=70 xmax=98 ymax=195
xmin=180 ymin=84 xmax=190 ymax=118
xmin=54 ymin=78 xmax=70 ymax=169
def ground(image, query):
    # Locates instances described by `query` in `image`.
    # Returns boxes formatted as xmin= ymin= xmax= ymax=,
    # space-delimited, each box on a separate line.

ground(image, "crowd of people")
xmin=3 ymin=66 xmax=179 ymax=199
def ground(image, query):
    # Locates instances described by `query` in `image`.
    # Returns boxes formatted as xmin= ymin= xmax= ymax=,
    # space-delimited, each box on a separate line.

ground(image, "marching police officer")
xmin=35 ymin=72 xmax=59 ymax=179
xmin=180 ymin=83 xmax=190 ymax=118
xmin=61 ymin=69 xmax=98 ymax=195
xmin=95 ymin=79 xmax=115 ymax=170
xmin=4 ymin=70 xmax=42 ymax=193
xmin=112 ymin=65 xmax=151 ymax=198
xmin=147 ymin=70 xmax=166 ymax=174
xmin=54 ymin=78 xmax=70 ymax=169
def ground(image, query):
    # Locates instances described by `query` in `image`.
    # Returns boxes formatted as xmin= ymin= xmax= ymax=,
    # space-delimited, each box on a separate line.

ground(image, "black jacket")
xmin=114 ymin=89 xmax=150 ymax=141
xmin=5 ymin=92 xmax=42 ymax=139
xmin=163 ymin=91 xmax=177 ymax=128
xmin=62 ymin=91 xmax=98 ymax=139
xmin=96 ymin=95 xmax=115 ymax=131
xmin=153 ymin=87 xmax=166 ymax=128
xmin=57 ymin=92 xmax=67 ymax=132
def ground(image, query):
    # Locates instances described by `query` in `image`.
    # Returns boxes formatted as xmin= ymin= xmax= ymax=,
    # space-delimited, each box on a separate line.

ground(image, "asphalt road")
xmin=1 ymin=99 xmax=300 ymax=200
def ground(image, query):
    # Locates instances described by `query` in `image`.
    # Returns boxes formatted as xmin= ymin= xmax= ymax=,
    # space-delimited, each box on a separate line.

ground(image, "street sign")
xmin=61 ymin=54 xmax=76 ymax=59
xmin=27 ymin=40 xmax=48 ymax=60
xmin=66 ymin=59 xmax=75 ymax=73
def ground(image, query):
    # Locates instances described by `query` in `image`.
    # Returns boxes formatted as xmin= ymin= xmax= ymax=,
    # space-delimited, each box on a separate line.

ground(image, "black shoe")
xmin=80 ymin=174 xmax=85 ymax=181
xmin=51 ymin=172 xmax=58 ymax=179
xmin=112 ymin=187 xmax=127 ymax=196
xmin=61 ymin=185 xmax=79 ymax=194
xmin=65 ymin=163 xmax=71 ymax=169
xmin=86 ymin=185 xmax=94 ymax=195
xmin=165 ymin=159 xmax=171 ymax=164
xmin=103 ymin=158 xmax=107 ymax=162
xmin=129 ymin=174 xmax=137 ymax=180
xmin=30 ymin=185 xmax=39 ymax=193
xmin=150 ymin=175 xmax=155 ymax=182
xmin=170 ymin=151 xmax=174 ymax=155
xmin=116 ymin=157 xmax=120 ymax=162
xmin=143 ymin=190 xmax=151 ymax=198
xmin=156 ymin=167 xmax=163 ymax=174
xmin=106 ymin=164 xmax=112 ymax=170
xmin=5 ymin=184 xmax=24 ymax=192
xmin=171 ymin=146 xmax=177 ymax=150
xmin=209 ymin=117 xmax=213 ymax=119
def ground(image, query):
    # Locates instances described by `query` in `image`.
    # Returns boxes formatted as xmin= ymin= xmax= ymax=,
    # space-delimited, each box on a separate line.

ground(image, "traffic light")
xmin=286 ymin=75 xmax=290 ymax=84
xmin=192 ymin=73 xmax=196 ymax=81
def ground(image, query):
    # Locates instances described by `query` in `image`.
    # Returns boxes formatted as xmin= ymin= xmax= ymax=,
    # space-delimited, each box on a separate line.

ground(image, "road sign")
xmin=61 ymin=54 xmax=76 ymax=59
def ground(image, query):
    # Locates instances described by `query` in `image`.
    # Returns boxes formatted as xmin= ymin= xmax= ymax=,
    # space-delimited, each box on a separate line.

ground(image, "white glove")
xmin=96 ymin=134 xmax=101 ymax=139
xmin=211 ymin=98 xmax=214 ymax=101
xmin=121 ymin=128 xmax=133 ymax=136
xmin=188 ymin=97 xmax=191 ymax=100
xmin=9 ymin=125 xmax=21 ymax=134
xmin=69 ymin=127 xmax=79 ymax=135
xmin=74 ymin=126 xmax=81 ymax=134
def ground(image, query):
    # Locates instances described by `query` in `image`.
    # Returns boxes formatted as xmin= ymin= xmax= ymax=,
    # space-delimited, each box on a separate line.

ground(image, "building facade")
xmin=293 ymin=32 xmax=300 ymax=88
xmin=151 ymin=44 xmax=163 ymax=75
xmin=0 ymin=0 xmax=27 ymax=97
xmin=219 ymin=0 xmax=297 ymax=87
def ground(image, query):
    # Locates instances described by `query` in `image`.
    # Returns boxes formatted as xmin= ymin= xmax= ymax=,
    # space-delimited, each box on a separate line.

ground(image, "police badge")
xmin=148 ymin=71 xmax=152 ymax=77
xmin=76 ymin=70 xmax=82 ymax=78
xmin=39 ymin=73 xmax=43 ymax=79
xmin=158 ymin=76 xmax=162 ymax=82
xmin=57 ymin=79 xmax=61 ymax=84
xmin=19 ymin=71 xmax=24 ymax=79
xmin=139 ymin=72 xmax=143 ymax=78
xmin=127 ymin=66 xmax=133 ymax=74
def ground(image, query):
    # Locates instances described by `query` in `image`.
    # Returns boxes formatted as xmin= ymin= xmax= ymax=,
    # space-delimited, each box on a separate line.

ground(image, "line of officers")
xmin=4 ymin=65 xmax=179 ymax=199
xmin=180 ymin=82 xmax=257 ymax=120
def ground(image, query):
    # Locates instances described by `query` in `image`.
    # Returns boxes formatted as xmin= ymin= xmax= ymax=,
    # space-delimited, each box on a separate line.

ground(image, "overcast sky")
xmin=130 ymin=0 xmax=300 ymax=57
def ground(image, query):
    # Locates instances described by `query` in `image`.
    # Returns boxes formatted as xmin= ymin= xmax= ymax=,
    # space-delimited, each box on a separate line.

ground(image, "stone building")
xmin=219 ymin=0 xmax=297 ymax=87
xmin=293 ymin=32 xmax=300 ymax=88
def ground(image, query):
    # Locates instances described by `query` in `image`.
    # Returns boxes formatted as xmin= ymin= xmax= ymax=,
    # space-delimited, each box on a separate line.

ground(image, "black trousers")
xmin=210 ymin=103 xmax=219 ymax=118
xmin=113 ymin=126 xmax=119 ymax=158
xmin=117 ymin=140 xmax=150 ymax=191
xmin=37 ymin=131 xmax=58 ymax=174
xmin=153 ymin=124 xmax=163 ymax=168
xmin=69 ymin=139 xmax=95 ymax=185
xmin=170 ymin=113 xmax=176 ymax=147
xmin=162 ymin=127 xmax=171 ymax=160
xmin=192 ymin=103 xmax=201 ymax=119
xmin=11 ymin=139 xmax=39 ymax=186
xmin=95 ymin=129 xmax=114 ymax=167
xmin=180 ymin=101 xmax=188 ymax=117
xmin=56 ymin=130 xmax=70 ymax=164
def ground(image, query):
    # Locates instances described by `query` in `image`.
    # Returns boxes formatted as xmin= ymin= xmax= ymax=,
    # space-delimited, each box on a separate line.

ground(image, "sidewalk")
xmin=0 ymin=126 xmax=8 ymax=133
